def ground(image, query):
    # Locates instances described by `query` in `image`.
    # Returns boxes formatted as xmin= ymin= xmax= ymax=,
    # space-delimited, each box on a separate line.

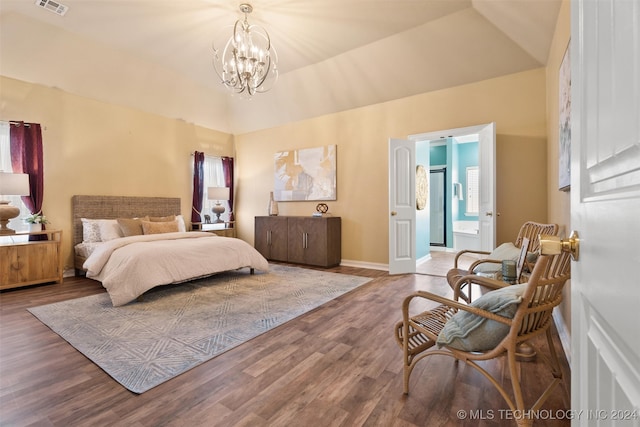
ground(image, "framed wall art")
xmin=558 ymin=41 xmax=571 ymax=191
xmin=274 ymin=145 xmax=337 ymax=201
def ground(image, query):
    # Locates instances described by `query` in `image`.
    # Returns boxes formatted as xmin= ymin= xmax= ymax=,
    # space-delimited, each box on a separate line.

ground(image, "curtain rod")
xmin=1 ymin=120 xmax=31 ymax=127
xmin=190 ymin=153 xmax=232 ymax=159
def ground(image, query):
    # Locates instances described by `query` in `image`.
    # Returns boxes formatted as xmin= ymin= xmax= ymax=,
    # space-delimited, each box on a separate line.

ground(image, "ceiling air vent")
xmin=34 ymin=0 xmax=68 ymax=16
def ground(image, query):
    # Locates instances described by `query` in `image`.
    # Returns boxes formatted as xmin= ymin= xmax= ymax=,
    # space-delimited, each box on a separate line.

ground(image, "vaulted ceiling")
xmin=0 ymin=0 xmax=561 ymax=134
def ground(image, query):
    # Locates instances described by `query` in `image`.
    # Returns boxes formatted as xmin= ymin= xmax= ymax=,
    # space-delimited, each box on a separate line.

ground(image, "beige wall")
xmin=545 ymin=0 xmax=572 ymax=332
xmin=2 ymin=67 xmax=551 ymax=272
xmin=235 ymin=68 xmax=549 ymax=266
xmin=0 ymin=76 xmax=234 ymax=270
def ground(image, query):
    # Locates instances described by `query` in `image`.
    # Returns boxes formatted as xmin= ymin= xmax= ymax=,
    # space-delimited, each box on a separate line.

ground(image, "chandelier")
xmin=212 ymin=4 xmax=278 ymax=97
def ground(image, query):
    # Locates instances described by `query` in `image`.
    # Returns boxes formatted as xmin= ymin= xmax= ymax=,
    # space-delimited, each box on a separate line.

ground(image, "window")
xmin=0 ymin=122 xmax=30 ymax=232
xmin=465 ymin=166 xmax=479 ymax=216
xmin=201 ymin=155 xmax=227 ymax=221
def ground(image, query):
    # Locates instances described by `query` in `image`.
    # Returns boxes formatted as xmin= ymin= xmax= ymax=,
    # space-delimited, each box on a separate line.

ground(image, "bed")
xmin=72 ymin=195 xmax=269 ymax=306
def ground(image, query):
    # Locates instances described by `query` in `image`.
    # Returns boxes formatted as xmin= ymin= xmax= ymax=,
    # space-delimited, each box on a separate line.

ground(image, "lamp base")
xmin=212 ymin=204 xmax=225 ymax=224
xmin=0 ymin=201 xmax=20 ymax=235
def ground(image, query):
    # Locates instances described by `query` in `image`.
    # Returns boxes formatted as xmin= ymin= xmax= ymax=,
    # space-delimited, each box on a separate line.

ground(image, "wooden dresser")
xmin=0 ymin=229 xmax=63 ymax=290
xmin=255 ymin=216 xmax=341 ymax=267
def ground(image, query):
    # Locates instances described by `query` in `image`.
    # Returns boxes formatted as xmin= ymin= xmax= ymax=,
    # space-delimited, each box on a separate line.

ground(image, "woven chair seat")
xmin=395 ymin=305 xmax=457 ymax=360
xmin=411 ymin=305 xmax=456 ymax=336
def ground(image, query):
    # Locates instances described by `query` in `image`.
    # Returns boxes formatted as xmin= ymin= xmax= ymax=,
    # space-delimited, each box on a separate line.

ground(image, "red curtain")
xmin=221 ymin=157 xmax=234 ymax=223
xmin=9 ymin=122 xmax=44 ymax=217
xmin=191 ymin=151 xmax=205 ymax=225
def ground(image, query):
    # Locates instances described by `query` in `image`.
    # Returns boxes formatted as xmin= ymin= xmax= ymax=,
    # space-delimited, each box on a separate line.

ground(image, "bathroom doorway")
xmin=412 ymin=122 xmax=496 ymax=255
xmin=428 ymin=136 xmax=480 ymax=251
xmin=389 ymin=122 xmax=495 ymax=275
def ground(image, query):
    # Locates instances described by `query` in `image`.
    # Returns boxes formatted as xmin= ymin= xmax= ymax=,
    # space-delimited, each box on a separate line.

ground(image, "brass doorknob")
xmin=540 ymin=231 xmax=580 ymax=261
xmin=391 ymin=211 xmax=397 ymax=216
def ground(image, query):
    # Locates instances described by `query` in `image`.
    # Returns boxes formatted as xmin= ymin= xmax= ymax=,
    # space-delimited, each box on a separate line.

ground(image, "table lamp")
xmin=207 ymin=186 xmax=230 ymax=224
xmin=0 ymin=172 xmax=30 ymax=234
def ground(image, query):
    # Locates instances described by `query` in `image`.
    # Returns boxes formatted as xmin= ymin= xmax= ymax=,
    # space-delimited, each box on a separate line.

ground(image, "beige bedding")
xmin=84 ymin=231 xmax=269 ymax=306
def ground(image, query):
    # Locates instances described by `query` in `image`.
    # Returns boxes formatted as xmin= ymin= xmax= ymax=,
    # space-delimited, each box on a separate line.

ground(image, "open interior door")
xmin=477 ymin=122 xmax=496 ymax=251
xmin=388 ymin=138 xmax=416 ymax=274
xmin=571 ymin=0 xmax=640 ymax=419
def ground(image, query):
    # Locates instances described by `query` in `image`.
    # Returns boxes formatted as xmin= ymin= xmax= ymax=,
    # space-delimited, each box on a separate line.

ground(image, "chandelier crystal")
xmin=212 ymin=4 xmax=278 ymax=97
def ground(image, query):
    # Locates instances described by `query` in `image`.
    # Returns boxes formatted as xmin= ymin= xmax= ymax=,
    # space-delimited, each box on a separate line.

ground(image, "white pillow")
xmin=74 ymin=242 xmax=103 ymax=258
xmin=175 ymin=214 xmax=186 ymax=232
xmin=98 ymin=219 xmax=123 ymax=241
xmin=473 ymin=242 xmax=521 ymax=274
xmin=81 ymin=218 xmax=102 ymax=243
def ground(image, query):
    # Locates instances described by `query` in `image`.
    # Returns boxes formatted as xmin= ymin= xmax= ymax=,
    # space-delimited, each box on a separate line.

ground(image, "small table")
xmin=200 ymin=223 xmax=236 ymax=238
xmin=0 ymin=229 xmax=63 ymax=290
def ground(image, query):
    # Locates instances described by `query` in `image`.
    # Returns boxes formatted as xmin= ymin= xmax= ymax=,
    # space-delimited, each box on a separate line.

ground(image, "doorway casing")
xmin=388 ymin=122 xmax=495 ymax=274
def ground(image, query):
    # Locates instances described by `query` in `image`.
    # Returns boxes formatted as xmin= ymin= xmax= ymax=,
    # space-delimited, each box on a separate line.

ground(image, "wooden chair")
xmin=448 ymin=221 xmax=559 ymax=303
xmin=395 ymin=250 xmax=571 ymax=427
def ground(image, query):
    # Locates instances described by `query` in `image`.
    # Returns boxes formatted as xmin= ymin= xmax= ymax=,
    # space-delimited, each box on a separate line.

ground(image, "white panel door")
xmin=477 ymin=122 xmax=496 ymax=251
xmin=571 ymin=0 xmax=640 ymax=423
xmin=388 ymin=138 xmax=416 ymax=274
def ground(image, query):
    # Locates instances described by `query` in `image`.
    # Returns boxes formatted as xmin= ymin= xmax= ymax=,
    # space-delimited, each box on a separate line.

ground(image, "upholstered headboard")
xmin=71 ymin=195 xmax=181 ymax=247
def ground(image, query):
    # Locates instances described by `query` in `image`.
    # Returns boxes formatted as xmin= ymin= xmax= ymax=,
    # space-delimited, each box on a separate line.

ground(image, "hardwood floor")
xmin=0 ymin=257 xmax=570 ymax=426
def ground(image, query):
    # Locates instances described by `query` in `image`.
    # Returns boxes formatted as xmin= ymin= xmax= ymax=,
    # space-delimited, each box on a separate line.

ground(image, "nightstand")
xmin=0 ymin=229 xmax=63 ymax=290
xmin=201 ymin=224 xmax=236 ymax=238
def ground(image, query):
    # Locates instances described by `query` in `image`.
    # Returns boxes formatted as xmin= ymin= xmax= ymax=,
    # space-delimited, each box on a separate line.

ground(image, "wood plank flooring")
xmin=0 ymin=256 xmax=570 ymax=426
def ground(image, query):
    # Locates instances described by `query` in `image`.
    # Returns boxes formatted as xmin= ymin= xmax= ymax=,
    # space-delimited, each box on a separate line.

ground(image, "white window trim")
xmin=465 ymin=166 xmax=479 ymax=216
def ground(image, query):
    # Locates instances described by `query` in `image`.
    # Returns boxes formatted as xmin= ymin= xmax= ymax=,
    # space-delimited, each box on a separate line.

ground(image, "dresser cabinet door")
xmin=288 ymin=217 xmax=324 ymax=266
xmin=254 ymin=216 xmax=288 ymax=261
xmin=287 ymin=217 xmax=341 ymax=267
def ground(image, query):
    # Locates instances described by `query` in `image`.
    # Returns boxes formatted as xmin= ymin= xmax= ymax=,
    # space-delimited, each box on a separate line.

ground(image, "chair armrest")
xmin=451 ymin=272 xmax=510 ymax=301
xmin=454 ymin=249 xmax=491 ymax=268
xmin=468 ymin=258 xmax=502 ymax=271
xmin=402 ymin=290 xmax=513 ymax=327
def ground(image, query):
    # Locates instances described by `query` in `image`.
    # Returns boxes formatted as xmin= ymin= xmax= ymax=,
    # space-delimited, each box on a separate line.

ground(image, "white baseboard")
xmin=339 ymin=259 xmax=388 ymax=271
xmin=429 ymin=246 xmax=457 ymax=253
xmin=553 ymin=309 xmax=572 ymax=368
xmin=416 ymin=254 xmax=432 ymax=265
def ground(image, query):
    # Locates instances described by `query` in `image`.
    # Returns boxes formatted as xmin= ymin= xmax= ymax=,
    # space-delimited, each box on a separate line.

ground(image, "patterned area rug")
xmin=28 ymin=265 xmax=372 ymax=394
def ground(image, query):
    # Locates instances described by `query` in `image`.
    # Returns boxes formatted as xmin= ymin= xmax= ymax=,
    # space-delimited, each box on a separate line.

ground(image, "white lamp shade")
xmin=0 ymin=172 xmax=30 ymax=196
xmin=207 ymin=186 xmax=230 ymax=201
